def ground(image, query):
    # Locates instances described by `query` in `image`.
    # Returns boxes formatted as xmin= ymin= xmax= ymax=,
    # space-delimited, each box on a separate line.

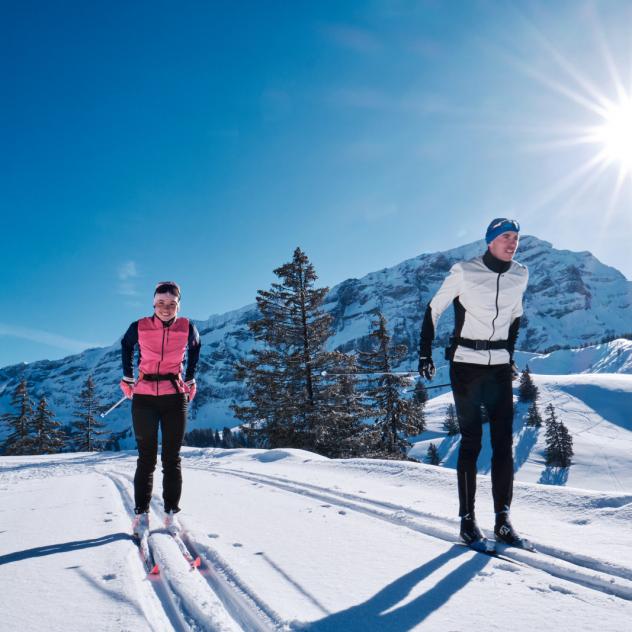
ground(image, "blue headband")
xmin=485 ymin=218 xmax=520 ymax=244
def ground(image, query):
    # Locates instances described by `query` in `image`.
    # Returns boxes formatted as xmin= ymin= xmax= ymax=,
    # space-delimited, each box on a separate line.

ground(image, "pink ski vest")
xmin=134 ymin=316 xmax=190 ymax=396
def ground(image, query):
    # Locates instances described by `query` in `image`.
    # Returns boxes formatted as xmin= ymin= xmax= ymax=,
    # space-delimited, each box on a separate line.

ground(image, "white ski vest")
xmin=429 ymin=255 xmax=529 ymax=365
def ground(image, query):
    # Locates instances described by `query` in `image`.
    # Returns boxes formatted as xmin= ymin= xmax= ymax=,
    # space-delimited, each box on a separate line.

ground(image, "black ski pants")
xmin=450 ymin=362 xmax=514 ymax=517
xmin=132 ymin=393 xmax=188 ymax=514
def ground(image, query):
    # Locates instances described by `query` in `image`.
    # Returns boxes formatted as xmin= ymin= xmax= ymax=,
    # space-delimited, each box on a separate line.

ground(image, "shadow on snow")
xmin=0 ymin=533 xmax=132 ymax=565
xmin=294 ymin=545 xmax=491 ymax=631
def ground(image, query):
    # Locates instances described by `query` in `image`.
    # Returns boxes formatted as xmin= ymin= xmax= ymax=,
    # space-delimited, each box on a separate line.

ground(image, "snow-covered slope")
xmin=2 ymin=449 xmax=631 ymax=631
xmin=410 ymin=373 xmax=632 ymax=492
xmin=516 ymin=338 xmax=632 ymax=374
xmin=1 ymin=236 xmax=630 ymax=437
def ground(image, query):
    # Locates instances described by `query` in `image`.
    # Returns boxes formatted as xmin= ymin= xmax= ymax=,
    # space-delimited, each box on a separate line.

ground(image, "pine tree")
xmin=72 ymin=376 xmax=107 ymax=452
xmin=425 ymin=443 xmax=441 ymax=465
xmin=442 ymin=404 xmax=460 ymax=436
xmin=1 ymin=379 xmax=35 ymax=455
xmin=232 ymin=247 xmax=364 ymax=456
xmin=317 ymin=353 xmax=369 ymax=458
xmin=31 ymin=397 xmax=65 ymax=454
xmin=525 ymin=401 xmax=543 ymax=428
xmin=544 ymin=403 xmax=573 ymax=467
xmin=358 ymin=312 xmax=425 ymax=459
xmin=557 ymin=419 xmax=574 ymax=468
xmin=183 ymin=428 xmax=216 ymax=447
xmin=214 ymin=429 xmax=221 ymax=447
xmin=222 ymin=427 xmax=234 ymax=449
xmin=234 ymin=431 xmax=247 ymax=448
xmin=413 ymin=380 xmax=428 ymax=406
xmin=518 ymin=366 xmax=539 ymax=403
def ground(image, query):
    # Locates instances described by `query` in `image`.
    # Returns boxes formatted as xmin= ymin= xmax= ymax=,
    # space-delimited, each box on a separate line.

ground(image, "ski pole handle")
xmin=100 ymin=395 xmax=128 ymax=418
xmin=424 ymin=382 xmax=452 ymax=390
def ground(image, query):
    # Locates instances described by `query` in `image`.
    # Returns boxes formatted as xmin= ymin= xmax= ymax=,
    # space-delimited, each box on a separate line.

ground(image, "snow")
xmin=515 ymin=339 xmax=632 ymax=375
xmin=2 ymin=418 xmax=632 ymax=631
xmin=410 ymin=373 xmax=632 ymax=493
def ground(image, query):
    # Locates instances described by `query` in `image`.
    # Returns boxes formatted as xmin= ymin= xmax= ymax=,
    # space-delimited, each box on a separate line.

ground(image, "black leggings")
xmin=132 ymin=393 xmax=188 ymax=514
xmin=450 ymin=362 xmax=514 ymax=516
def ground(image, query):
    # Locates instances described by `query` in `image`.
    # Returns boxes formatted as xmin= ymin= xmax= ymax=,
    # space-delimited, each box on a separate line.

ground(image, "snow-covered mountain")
xmin=1 ymin=236 xmax=631 ymax=436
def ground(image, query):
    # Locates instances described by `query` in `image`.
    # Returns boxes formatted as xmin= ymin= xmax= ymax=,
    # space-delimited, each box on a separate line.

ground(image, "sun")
xmin=595 ymin=98 xmax=632 ymax=172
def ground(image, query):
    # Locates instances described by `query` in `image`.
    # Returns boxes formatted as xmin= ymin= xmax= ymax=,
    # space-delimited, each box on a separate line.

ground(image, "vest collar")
xmin=483 ymin=250 xmax=511 ymax=274
xmin=152 ymin=315 xmax=176 ymax=327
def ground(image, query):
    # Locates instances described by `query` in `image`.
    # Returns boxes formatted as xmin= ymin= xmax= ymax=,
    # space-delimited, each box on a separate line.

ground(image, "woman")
xmin=120 ymin=281 xmax=201 ymax=537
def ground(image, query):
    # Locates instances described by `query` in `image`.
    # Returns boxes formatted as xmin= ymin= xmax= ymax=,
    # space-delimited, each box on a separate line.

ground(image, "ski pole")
xmin=100 ymin=395 xmax=128 ymax=418
xmin=319 ymin=370 xmax=451 ymax=390
xmin=320 ymin=370 xmax=417 ymax=378
xmin=417 ymin=382 xmax=451 ymax=390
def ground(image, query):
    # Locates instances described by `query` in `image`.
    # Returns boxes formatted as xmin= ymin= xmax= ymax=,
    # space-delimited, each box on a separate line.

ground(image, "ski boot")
xmin=164 ymin=510 xmax=182 ymax=535
xmin=495 ymin=510 xmax=534 ymax=550
xmin=132 ymin=511 xmax=149 ymax=541
xmin=459 ymin=513 xmax=494 ymax=553
xmin=460 ymin=512 xmax=484 ymax=544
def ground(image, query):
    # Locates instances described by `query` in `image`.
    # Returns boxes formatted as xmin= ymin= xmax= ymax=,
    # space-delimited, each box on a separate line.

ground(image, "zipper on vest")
xmin=488 ymin=273 xmax=501 ymax=366
xmin=157 ymin=327 xmax=166 ymax=396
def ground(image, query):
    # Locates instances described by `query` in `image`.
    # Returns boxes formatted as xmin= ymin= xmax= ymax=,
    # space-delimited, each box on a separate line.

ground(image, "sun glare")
xmin=510 ymin=19 xmax=632 ymax=213
xmin=596 ymin=99 xmax=632 ymax=172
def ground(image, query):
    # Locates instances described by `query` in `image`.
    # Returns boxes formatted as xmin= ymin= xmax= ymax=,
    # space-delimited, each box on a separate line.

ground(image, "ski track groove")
xmin=201 ymin=464 xmax=632 ymax=602
xmin=108 ymin=468 xmax=285 ymax=632
xmin=106 ymin=470 xmax=250 ymax=631
xmin=101 ymin=471 xmax=194 ymax=632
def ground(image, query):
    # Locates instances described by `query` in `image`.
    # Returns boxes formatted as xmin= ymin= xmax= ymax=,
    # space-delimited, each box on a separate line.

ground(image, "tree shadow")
xmin=0 ymin=533 xmax=132 ymax=565
xmin=294 ymin=545 xmax=491 ymax=631
xmin=513 ymin=426 xmax=539 ymax=473
xmin=436 ymin=435 xmax=460 ymax=468
xmin=538 ymin=467 xmax=569 ymax=486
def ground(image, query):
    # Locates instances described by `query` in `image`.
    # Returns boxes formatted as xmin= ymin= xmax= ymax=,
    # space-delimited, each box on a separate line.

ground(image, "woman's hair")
xmin=154 ymin=281 xmax=181 ymax=300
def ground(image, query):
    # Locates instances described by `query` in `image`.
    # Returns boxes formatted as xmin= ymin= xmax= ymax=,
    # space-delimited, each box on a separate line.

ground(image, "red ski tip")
xmin=150 ymin=564 xmax=160 ymax=575
xmin=192 ymin=556 xmax=201 ymax=568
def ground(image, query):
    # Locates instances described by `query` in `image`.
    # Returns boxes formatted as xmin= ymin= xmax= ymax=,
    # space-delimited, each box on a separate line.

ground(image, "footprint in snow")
xmin=233 ymin=543 xmax=243 ymax=548
xmin=338 ymin=510 xmax=347 ymax=515
xmin=320 ymin=504 xmax=331 ymax=508
xmin=208 ymin=533 xmax=220 ymax=539
xmin=254 ymin=552 xmax=264 ymax=556
xmin=103 ymin=518 xmax=112 ymax=523
xmin=496 ymin=563 xmax=520 ymax=573
xmin=550 ymin=584 xmax=575 ymax=595
xmin=102 ymin=574 xmax=117 ymax=581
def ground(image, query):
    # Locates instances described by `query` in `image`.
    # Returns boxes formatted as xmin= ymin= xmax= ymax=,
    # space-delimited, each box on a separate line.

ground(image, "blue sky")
xmin=2 ymin=0 xmax=632 ymax=367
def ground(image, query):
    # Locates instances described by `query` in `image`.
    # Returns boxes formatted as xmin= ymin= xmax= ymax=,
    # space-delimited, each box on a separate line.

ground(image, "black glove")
xmin=511 ymin=361 xmax=520 ymax=381
xmin=418 ymin=357 xmax=436 ymax=381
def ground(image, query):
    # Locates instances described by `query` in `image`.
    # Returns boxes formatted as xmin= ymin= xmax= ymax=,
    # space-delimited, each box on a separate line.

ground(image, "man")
xmin=120 ymin=281 xmax=201 ymax=538
xmin=418 ymin=219 xmax=528 ymax=548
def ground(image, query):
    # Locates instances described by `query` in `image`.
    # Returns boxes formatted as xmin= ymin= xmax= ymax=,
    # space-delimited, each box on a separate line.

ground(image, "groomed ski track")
xmin=3 ymin=450 xmax=631 ymax=631
xmin=103 ymin=470 xmax=284 ymax=632
xmin=198 ymin=464 xmax=632 ymax=603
